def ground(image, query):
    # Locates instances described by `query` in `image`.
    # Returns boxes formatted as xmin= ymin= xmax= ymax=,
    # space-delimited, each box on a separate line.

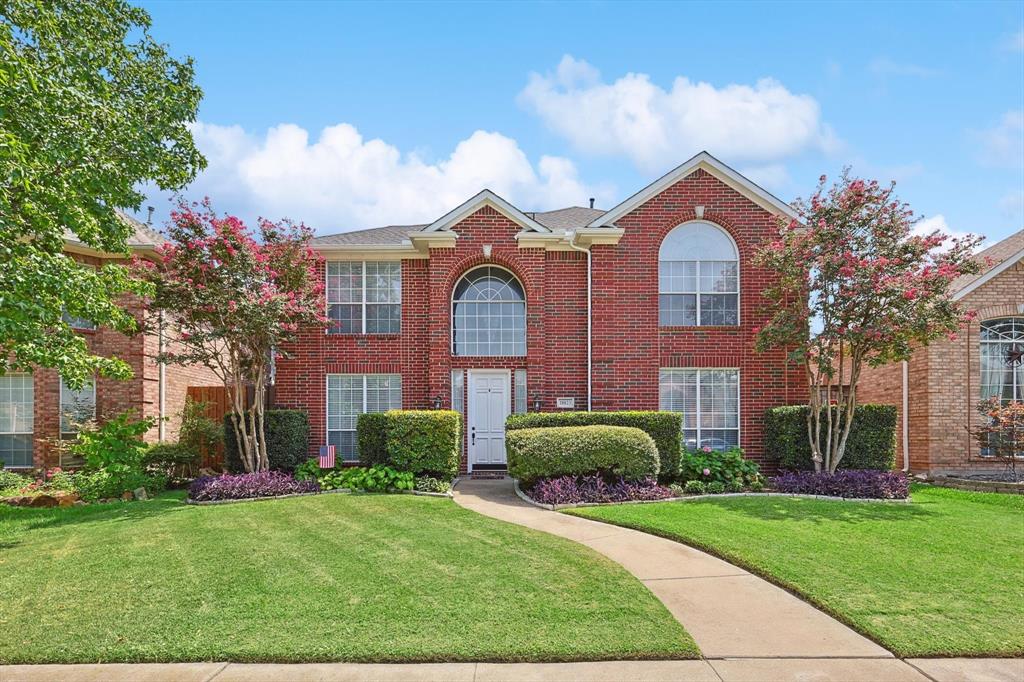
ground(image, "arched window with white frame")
xmin=659 ymin=221 xmax=739 ymax=326
xmin=980 ymin=317 xmax=1024 ymax=403
xmin=452 ymin=266 xmax=526 ymax=357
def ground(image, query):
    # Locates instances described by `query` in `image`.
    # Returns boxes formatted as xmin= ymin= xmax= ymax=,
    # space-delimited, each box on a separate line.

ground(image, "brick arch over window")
xmin=657 ymin=216 xmax=741 ymax=327
xmin=441 ymin=251 xmax=537 ymax=301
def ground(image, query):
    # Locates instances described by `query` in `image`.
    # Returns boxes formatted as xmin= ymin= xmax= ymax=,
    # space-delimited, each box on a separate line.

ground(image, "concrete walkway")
xmin=452 ymin=477 xmax=889 ymax=659
xmin=3 ymin=659 xmax=1022 ymax=681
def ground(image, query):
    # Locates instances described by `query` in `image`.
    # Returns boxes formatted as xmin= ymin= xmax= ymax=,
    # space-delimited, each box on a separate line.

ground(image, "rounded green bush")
xmin=506 ymin=425 xmax=659 ymax=485
xmin=683 ymin=480 xmax=706 ymax=495
xmin=725 ymin=479 xmax=744 ymax=493
xmin=707 ymin=481 xmax=726 ymax=494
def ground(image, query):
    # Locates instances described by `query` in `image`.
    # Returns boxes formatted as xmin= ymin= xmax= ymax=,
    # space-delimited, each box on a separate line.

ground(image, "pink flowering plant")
xmin=135 ymin=199 xmax=328 ymax=472
xmin=755 ymin=171 xmax=982 ymax=473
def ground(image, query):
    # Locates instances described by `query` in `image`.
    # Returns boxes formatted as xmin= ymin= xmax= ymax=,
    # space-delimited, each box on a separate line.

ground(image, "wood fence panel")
xmin=186 ymin=386 xmax=228 ymax=470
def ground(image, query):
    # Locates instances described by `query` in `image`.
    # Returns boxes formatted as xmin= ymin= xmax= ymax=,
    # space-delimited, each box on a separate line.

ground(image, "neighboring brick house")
xmin=856 ymin=229 xmax=1024 ymax=475
xmin=275 ymin=152 xmax=806 ymax=473
xmin=0 ymin=213 xmax=221 ymax=471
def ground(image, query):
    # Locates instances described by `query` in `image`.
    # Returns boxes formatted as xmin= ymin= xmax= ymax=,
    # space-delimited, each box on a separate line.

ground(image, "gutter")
xmin=565 ymin=231 xmax=592 ymax=411
xmin=901 ymin=360 xmax=909 ymax=471
xmin=158 ymin=311 xmax=167 ymax=441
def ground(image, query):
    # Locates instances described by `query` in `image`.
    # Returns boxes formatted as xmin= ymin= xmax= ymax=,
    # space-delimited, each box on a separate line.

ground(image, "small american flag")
xmin=319 ymin=445 xmax=336 ymax=469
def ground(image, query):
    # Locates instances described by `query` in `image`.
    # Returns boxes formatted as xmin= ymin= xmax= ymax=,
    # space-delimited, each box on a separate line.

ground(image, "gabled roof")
xmin=63 ymin=210 xmax=165 ymax=255
xmin=311 ymin=224 xmax=425 ymax=246
xmin=531 ymin=206 xmax=606 ymax=231
xmin=587 ymin=151 xmax=799 ymax=228
xmin=952 ymin=229 xmax=1024 ymax=301
xmin=422 ymin=189 xmax=551 ymax=234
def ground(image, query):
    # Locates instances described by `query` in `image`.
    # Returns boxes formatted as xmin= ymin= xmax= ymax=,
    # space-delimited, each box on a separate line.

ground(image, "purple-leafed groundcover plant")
xmin=528 ymin=474 xmax=674 ymax=505
xmin=771 ymin=469 xmax=909 ymax=499
xmin=189 ymin=471 xmax=320 ymax=501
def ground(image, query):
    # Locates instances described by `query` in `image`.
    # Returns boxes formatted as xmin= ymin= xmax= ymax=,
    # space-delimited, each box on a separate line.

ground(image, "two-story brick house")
xmin=275 ymin=152 xmax=807 ymax=473
xmin=0 ymin=213 xmax=221 ymax=471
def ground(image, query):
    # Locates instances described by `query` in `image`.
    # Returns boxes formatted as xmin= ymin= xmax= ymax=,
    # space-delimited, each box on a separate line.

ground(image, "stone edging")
xmin=925 ymin=477 xmax=1024 ymax=495
xmin=185 ymin=487 xmax=454 ymax=506
xmin=511 ymin=479 xmax=910 ymax=511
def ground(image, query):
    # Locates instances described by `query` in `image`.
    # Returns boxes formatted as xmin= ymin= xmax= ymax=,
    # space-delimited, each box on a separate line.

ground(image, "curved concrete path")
xmin=453 ymin=478 xmax=890 ymax=660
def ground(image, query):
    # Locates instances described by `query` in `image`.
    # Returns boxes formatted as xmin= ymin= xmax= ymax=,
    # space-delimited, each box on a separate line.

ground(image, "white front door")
xmin=468 ymin=370 xmax=510 ymax=470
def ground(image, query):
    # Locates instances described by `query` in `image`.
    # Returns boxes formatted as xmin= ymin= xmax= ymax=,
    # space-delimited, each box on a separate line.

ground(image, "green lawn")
xmin=0 ymin=492 xmax=696 ymax=664
xmin=569 ymin=484 xmax=1024 ymax=657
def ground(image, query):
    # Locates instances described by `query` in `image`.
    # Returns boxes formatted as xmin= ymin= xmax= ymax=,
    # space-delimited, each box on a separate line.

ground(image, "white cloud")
xmin=868 ymin=57 xmax=941 ymax=78
xmin=972 ymin=110 xmax=1024 ymax=168
xmin=517 ymin=55 xmax=839 ymax=174
xmin=158 ymin=122 xmax=614 ymax=233
xmin=912 ymin=214 xmax=974 ymax=248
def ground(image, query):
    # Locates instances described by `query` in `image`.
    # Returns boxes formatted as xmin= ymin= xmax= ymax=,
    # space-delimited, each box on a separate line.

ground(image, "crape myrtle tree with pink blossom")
xmin=135 ymin=200 xmax=328 ymax=473
xmin=754 ymin=171 xmax=982 ymax=473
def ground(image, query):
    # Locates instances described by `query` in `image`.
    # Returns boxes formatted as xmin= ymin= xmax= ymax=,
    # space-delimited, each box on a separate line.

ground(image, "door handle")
xmin=471 ymin=426 xmax=476 ymax=445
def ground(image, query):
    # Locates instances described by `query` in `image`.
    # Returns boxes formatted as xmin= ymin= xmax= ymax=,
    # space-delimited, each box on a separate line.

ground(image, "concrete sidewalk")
xmin=3 ymin=659 xmax=1022 ymax=682
xmin=453 ymin=478 xmax=888 ymax=659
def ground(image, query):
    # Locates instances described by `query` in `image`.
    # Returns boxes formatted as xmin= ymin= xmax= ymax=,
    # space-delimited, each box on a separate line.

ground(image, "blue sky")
xmin=138 ymin=1 xmax=1023 ymax=245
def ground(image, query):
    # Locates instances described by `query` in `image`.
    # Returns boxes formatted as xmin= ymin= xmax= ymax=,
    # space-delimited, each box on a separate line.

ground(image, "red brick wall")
xmin=592 ymin=168 xmax=805 ymax=465
xmin=25 ymin=252 xmax=222 ymax=470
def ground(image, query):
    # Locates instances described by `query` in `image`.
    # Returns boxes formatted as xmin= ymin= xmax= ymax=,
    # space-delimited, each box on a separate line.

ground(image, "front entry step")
xmin=470 ymin=471 xmax=507 ymax=480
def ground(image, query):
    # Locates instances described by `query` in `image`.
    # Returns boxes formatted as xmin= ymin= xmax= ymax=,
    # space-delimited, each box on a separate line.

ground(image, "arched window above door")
xmin=452 ymin=266 xmax=526 ymax=357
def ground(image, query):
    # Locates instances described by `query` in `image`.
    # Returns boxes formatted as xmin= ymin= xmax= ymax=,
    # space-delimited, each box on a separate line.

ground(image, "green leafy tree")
xmin=0 ymin=0 xmax=205 ymax=388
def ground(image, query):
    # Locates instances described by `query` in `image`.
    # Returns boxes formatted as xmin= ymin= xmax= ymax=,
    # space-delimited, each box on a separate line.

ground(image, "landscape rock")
xmin=133 ymin=487 xmax=148 ymax=501
xmin=28 ymin=494 xmax=60 ymax=508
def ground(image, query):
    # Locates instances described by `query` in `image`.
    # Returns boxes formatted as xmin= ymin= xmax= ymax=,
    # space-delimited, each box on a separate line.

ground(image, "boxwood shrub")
xmin=506 ymin=411 xmax=682 ymax=477
xmin=765 ymin=404 xmax=897 ymax=471
xmin=356 ymin=412 xmax=389 ymax=466
xmin=382 ymin=410 xmax=461 ymax=480
xmin=506 ymin=424 xmax=659 ymax=485
xmin=224 ymin=409 xmax=310 ymax=473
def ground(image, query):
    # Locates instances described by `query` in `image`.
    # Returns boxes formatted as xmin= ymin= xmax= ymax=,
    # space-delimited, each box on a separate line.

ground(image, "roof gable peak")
xmin=422 ymin=189 xmax=551 ymax=234
xmin=588 ymin=151 xmax=798 ymax=228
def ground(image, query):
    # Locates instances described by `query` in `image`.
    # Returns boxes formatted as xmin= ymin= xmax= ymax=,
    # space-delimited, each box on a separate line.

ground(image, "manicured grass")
xmin=0 ymin=491 xmax=695 ymax=664
xmin=569 ymin=484 xmax=1024 ymax=657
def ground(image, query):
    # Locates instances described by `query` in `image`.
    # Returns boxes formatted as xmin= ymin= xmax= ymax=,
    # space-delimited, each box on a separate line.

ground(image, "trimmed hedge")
xmin=356 ymin=412 xmax=389 ymax=466
xmin=765 ymin=404 xmax=897 ymax=471
xmin=354 ymin=410 xmax=461 ymax=479
xmin=383 ymin=410 xmax=461 ymax=480
xmin=506 ymin=425 xmax=660 ymax=485
xmin=506 ymin=411 xmax=682 ymax=477
xmin=225 ymin=410 xmax=310 ymax=473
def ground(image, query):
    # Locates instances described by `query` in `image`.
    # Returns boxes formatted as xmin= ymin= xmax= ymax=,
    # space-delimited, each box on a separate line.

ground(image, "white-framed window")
xmin=451 ymin=370 xmax=464 ymax=413
xmin=326 ymin=261 xmax=401 ymax=334
xmin=60 ymin=377 xmax=96 ymax=439
xmin=660 ymin=368 xmax=740 ymax=451
xmin=326 ymin=374 xmax=401 ymax=462
xmin=980 ymin=317 xmax=1024 ymax=403
xmin=452 ymin=266 xmax=526 ymax=357
xmin=659 ymin=222 xmax=739 ymax=326
xmin=62 ymin=310 xmax=96 ymax=330
xmin=514 ymin=369 xmax=527 ymax=414
xmin=0 ymin=374 xmax=34 ymax=468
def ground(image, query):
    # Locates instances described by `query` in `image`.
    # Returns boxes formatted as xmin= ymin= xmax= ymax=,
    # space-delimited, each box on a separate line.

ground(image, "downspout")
xmin=158 ymin=311 xmax=166 ymax=442
xmin=901 ymin=360 xmax=909 ymax=471
xmin=566 ymin=231 xmax=592 ymax=411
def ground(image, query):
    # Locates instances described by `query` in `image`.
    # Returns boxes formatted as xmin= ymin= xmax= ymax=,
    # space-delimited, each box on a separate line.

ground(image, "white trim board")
xmin=588 ymin=151 xmax=799 ymax=228
xmin=422 ymin=189 xmax=551 ymax=234
xmin=952 ymin=246 xmax=1024 ymax=301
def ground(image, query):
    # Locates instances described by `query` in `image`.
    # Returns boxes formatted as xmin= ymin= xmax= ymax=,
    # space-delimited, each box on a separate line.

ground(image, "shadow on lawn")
xmin=690 ymin=494 xmax=937 ymax=524
xmin=0 ymin=493 xmax=190 ymax=549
